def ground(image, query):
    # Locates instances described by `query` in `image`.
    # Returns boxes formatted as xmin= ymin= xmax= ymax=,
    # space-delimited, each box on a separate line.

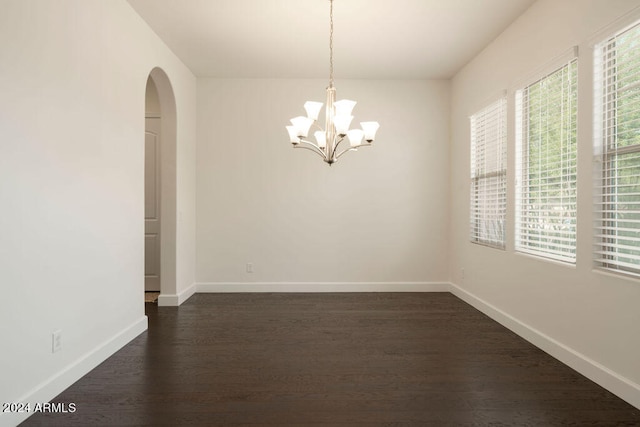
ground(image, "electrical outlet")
xmin=52 ymin=330 xmax=62 ymax=353
xmin=246 ymin=263 xmax=253 ymax=273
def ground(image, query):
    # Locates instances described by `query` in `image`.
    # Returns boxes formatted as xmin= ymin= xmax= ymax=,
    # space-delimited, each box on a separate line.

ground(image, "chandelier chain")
xmin=329 ymin=0 xmax=334 ymax=87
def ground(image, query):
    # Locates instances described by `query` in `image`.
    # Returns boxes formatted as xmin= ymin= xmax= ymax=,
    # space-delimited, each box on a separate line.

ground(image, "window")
xmin=470 ymin=98 xmax=507 ymax=249
xmin=515 ymin=58 xmax=578 ymax=263
xmin=594 ymin=21 xmax=640 ymax=276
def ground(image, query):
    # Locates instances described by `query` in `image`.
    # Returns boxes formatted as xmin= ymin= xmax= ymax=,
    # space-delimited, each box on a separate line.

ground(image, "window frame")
xmin=469 ymin=97 xmax=507 ymax=250
xmin=593 ymin=19 xmax=640 ymax=278
xmin=514 ymin=54 xmax=579 ymax=264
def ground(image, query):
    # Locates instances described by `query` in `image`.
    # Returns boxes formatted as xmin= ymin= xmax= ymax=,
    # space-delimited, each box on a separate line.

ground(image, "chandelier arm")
xmin=297 ymin=138 xmax=323 ymax=151
xmin=330 ymin=135 xmax=345 ymax=159
xmin=335 ymin=143 xmax=371 ymax=160
xmin=295 ymin=140 xmax=328 ymax=160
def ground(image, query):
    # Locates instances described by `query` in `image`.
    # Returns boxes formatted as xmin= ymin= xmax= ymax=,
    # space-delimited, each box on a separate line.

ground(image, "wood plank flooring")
xmin=21 ymin=293 xmax=640 ymax=426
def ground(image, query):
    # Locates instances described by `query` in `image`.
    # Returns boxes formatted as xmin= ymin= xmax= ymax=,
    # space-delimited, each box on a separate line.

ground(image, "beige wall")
xmin=196 ymin=78 xmax=450 ymax=287
xmin=0 ymin=1 xmax=197 ymax=424
xmin=450 ymin=0 xmax=640 ymax=408
xmin=145 ymin=76 xmax=161 ymax=116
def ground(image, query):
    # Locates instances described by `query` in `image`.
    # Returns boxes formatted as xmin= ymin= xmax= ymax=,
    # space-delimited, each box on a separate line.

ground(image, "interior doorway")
xmin=145 ymin=76 xmax=161 ymax=294
xmin=143 ymin=68 xmax=177 ymax=306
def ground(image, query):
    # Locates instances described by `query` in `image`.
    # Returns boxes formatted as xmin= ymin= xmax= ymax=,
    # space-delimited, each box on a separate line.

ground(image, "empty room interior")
xmin=2 ymin=0 xmax=640 ymax=425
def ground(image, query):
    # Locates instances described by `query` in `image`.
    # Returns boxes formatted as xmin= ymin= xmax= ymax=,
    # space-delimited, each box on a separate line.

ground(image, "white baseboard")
xmin=157 ymin=282 xmax=197 ymax=306
xmin=449 ymin=282 xmax=640 ymax=410
xmin=5 ymin=316 xmax=148 ymax=427
xmin=196 ymin=281 xmax=450 ymax=293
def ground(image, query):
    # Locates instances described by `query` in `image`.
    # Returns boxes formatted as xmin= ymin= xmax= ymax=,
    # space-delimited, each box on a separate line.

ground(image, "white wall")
xmin=0 ymin=1 xmax=196 ymax=425
xmin=145 ymin=76 xmax=161 ymax=116
xmin=197 ymin=79 xmax=450 ymax=289
xmin=450 ymin=0 xmax=640 ymax=408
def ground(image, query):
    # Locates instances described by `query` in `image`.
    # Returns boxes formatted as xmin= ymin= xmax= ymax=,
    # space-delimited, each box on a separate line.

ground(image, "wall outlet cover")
xmin=52 ymin=330 xmax=62 ymax=353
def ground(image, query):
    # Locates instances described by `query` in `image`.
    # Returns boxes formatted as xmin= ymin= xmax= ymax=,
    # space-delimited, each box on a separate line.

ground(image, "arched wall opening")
xmin=145 ymin=67 xmax=177 ymax=302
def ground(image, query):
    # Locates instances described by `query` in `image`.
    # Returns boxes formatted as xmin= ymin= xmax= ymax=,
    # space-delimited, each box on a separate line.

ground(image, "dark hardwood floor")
xmin=21 ymin=293 xmax=640 ymax=426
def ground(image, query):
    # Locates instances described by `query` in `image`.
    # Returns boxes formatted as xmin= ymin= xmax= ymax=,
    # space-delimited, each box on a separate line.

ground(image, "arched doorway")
xmin=144 ymin=68 xmax=177 ymax=304
xmin=144 ymin=76 xmax=161 ymax=294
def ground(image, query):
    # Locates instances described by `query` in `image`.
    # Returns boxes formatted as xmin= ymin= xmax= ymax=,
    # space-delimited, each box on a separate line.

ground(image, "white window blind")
xmin=515 ymin=59 xmax=578 ymax=263
xmin=470 ymin=98 xmax=507 ymax=249
xmin=594 ymin=20 xmax=640 ymax=276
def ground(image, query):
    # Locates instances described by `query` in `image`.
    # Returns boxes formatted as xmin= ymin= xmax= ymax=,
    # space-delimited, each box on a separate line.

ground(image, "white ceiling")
xmin=127 ymin=0 xmax=535 ymax=79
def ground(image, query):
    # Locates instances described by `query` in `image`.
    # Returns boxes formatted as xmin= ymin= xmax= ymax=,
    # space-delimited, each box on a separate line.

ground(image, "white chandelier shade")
xmin=285 ymin=0 xmax=379 ymax=165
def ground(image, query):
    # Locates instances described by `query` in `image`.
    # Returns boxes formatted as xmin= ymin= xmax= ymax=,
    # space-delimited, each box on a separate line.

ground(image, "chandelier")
xmin=285 ymin=0 xmax=379 ymax=165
